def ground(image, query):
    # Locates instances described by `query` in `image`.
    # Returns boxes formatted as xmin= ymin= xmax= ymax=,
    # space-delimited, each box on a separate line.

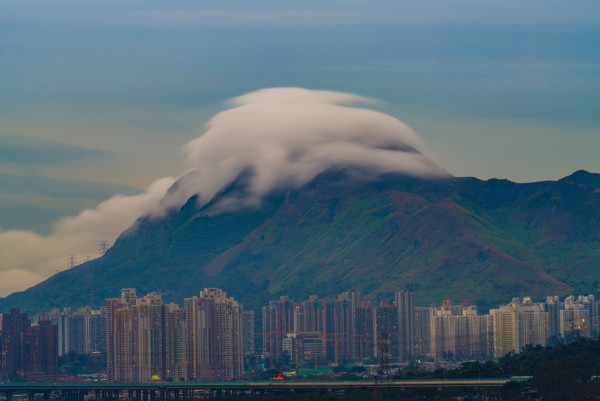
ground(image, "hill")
xmin=2 ymin=171 xmax=600 ymax=314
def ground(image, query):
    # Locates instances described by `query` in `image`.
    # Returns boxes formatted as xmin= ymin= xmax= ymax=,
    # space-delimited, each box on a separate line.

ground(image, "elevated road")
xmin=0 ymin=378 xmax=527 ymax=401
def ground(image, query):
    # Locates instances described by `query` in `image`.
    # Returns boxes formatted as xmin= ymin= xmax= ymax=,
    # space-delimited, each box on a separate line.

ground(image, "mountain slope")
xmin=2 ymin=171 xmax=600 ymax=314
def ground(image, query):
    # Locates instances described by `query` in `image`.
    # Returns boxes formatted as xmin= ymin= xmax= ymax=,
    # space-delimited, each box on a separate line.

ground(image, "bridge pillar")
xmin=63 ymin=389 xmax=85 ymax=401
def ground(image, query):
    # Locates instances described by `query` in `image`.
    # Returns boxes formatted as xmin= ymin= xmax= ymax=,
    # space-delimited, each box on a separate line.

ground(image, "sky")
xmin=0 ymin=0 xmax=599 ymax=296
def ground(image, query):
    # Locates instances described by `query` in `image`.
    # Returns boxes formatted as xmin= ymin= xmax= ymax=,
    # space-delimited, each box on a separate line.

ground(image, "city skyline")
xmin=6 ymin=287 xmax=599 ymax=382
xmin=1 ymin=0 xmax=600 ymax=296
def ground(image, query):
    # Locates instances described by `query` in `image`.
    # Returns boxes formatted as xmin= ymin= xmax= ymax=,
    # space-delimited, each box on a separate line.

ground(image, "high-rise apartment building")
xmin=106 ymin=289 xmax=166 ymax=382
xmin=163 ymin=302 xmax=185 ymax=381
xmin=0 ymin=310 xmax=58 ymax=378
xmin=396 ymin=291 xmax=414 ymax=361
xmin=490 ymin=297 xmax=548 ymax=357
xmin=41 ymin=307 xmax=107 ymax=356
xmin=354 ymin=301 xmax=375 ymax=362
xmin=22 ymin=321 xmax=58 ymax=375
xmin=107 ymin=288 xmax=245 ymax=382
xmin=324 ymin=292 xmax=359 ymax=364
xmin=241 ymin=310 xmax=255 ymax=358
xmin=429 ymin=301 xmax=491 ymax=361
xmin=0 ymin=309 xmax=31 ymax=375
xmin=184 ymin=288 xmax=244 ymax=380
xmin=295 ymin=295 xmax=325 ymax=334
xmin=558 ymin=295 xmax=600 ymax=339
xmin=374 ymin=301 xmax=398 ymax=359
xmin=262 ymin=296 xmax=297 ymax=361
xmin=545 ymin=296 xmax=564 ymax=341
xmin=88 ymin=310 xmax=107 ymax=354
xmin=413 ymin=306 xmax=432 ymax=360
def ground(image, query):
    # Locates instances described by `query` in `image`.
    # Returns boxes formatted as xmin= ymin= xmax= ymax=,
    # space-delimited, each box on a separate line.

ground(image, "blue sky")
xmin=0 ymin=0 xmax=599 ymax=295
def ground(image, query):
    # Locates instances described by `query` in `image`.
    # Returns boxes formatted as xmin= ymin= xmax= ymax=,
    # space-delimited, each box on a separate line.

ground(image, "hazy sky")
xmin=1 ymin=0 xmax=599 ymax=295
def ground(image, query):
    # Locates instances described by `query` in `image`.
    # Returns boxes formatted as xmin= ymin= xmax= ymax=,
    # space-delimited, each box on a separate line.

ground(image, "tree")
xmin=534 ymin=359 xmax=577 ymax=400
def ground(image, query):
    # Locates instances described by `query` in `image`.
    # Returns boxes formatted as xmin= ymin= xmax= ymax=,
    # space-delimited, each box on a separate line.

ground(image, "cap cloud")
xmin=159 ymin=87 xmax=448 ymax=214
xmin=0 ymin=87 xmax=447 ymax=296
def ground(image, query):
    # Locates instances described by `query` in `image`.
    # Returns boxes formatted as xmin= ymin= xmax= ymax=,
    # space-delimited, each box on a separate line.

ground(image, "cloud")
xmin=159 ymin=87 xmax=447 ymax=213
xmin=230 ymin=88 xmax=379 ymax=106
xmin=0 ymin=174 xmax=141 ymax=234
xmin=0 ymin=270 xmax=46 ymax=298
xmin=0 ymin=177 xmax=175 ymax=296
xmin=0 ymin=87 xmax=446 ymax=297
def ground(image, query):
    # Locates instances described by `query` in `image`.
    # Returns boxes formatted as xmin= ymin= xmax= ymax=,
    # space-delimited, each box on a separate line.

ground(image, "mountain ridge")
xmin=2 ymin=170 xmax=599 ymax=315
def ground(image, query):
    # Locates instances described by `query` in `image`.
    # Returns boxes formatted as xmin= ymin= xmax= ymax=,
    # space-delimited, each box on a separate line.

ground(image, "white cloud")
xmin=159 ymin=87 xmax=447 ymax=213
xmin=0 ymin=87 xmax=447 ymax=297
xmin=0 ymin=177 xmax=175 ymax=296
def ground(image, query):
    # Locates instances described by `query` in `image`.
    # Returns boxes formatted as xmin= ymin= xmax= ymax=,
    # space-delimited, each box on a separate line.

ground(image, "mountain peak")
xmin=560 ymin=170 xmax=600 ymax=189
xmin=2 ymin=172 xmax=599 ymax=315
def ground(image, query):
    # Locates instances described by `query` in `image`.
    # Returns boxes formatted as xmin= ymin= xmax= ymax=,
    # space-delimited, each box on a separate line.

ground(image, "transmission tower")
xmin=377 ymin=332 xmax=392 ymax=377
xmin=99 ymin=241 xmax=109 ymax=255
xmin=68 ymin=254 xmax=77 ymax=269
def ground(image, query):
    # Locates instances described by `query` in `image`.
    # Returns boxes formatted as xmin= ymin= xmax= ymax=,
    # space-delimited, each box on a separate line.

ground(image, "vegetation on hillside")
xmin=2 ymin=171 xmax=600 ymax=315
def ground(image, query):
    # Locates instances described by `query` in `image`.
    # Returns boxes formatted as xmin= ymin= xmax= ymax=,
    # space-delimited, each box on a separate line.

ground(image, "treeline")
xmin=407 ymin=338 xmax=600 ymax=399
xmin=58 ymin=352 xmax=106 ymax=376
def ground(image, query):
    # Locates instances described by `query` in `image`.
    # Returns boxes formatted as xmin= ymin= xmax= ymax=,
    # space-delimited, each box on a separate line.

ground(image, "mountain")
xmin=2 ymin=171 xmax=600 ymax=314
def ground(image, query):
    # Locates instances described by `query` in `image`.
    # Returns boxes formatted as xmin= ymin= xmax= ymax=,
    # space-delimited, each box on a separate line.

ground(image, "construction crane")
xmin=322 ymin=333 xmax=352 ymax=367
xmin=571 ymin=316 xmax=600 ymax=339
xmin=259 ymin=331 xmax=393 ymax=370
xmin=256 ymin=330 xmax=292 ymax=369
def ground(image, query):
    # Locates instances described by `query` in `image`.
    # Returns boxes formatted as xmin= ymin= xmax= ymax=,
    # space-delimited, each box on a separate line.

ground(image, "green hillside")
xmin=2 ymin=171 xmax=600 ymax=314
